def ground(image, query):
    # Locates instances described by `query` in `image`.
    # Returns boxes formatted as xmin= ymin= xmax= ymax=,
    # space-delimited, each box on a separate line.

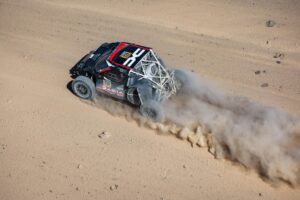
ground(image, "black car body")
xmin=70 ymin=42 xmax=178 ymax=121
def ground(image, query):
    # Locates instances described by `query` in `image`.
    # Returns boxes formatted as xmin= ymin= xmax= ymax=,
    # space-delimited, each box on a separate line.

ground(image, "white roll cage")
xmin=128 ymin=50 xmax=177 ymax=101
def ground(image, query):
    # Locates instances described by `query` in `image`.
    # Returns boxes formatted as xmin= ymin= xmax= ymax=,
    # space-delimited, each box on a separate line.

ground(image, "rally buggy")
xmin=70 ymin=42 xmax=179 ymax=121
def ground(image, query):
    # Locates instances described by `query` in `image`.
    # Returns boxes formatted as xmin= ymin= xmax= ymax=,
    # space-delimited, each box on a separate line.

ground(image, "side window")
xmin=103 ymin=68 xmax=127 ymax=83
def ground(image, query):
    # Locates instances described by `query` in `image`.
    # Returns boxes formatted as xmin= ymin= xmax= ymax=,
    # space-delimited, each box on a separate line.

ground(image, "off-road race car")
xmin=70 ymin=42 xmax=179 ymax=121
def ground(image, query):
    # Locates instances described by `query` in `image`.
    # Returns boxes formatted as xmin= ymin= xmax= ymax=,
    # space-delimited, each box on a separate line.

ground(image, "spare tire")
xmin=140 ymin=100 xmax=164 ymax=122
xmin=72 ymin=76 xmax=96 ymax=100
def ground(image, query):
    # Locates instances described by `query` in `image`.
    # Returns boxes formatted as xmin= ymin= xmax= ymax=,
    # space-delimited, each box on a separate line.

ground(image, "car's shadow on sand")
xmin=66 ymin=81 xmax=74 ymax=95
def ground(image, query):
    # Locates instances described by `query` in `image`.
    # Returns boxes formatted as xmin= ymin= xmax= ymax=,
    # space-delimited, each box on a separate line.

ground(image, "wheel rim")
xmin=74 ymin=82 xmax=90 ymax=99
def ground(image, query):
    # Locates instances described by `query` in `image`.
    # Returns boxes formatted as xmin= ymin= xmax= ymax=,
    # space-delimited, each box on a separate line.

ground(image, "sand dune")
xmin=0 ymin=0 xmax=299 ymax=199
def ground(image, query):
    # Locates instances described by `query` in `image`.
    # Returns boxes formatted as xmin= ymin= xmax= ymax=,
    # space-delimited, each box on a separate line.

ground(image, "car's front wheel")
xmin=72 ymin=76 xmax=96 ymax=100
xmin=140 ymin=100 xmax=164 ymax=122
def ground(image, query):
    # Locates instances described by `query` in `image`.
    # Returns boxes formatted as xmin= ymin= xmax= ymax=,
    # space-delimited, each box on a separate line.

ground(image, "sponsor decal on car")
xmin=96 ymin=79 xmax=125 ymax=97
xmin=120 ymin=51 xmax=132 ymax=59
xmin=108 ymin=42 xmax=150 ymax=69
xmin=123 ymin=48 xmax=145 ymax=67
xmin=103 ymin=78 xmax=112 ymax=89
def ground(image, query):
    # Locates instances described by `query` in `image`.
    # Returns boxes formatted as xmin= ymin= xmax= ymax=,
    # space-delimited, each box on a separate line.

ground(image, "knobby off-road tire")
xmin=72 ymin=76 xmax=96 ymax=100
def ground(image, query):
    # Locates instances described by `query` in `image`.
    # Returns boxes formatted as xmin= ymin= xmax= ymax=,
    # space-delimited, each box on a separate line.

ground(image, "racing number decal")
xmin=123 ymin=48 xmax=145 ymax=67
xmin=103 ymin=78 xmax=111 ymax=89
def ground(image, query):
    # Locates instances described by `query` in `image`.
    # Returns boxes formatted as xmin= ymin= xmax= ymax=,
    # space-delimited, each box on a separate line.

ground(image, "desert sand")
xmin=0 ymin=0 xmax=300 ymax=199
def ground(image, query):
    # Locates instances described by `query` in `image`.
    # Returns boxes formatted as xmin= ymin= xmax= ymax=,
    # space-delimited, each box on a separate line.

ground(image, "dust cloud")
xmin=91 ymin=70 xmax=300 ymax=185
xmin=164 ymin=70 xmax=300 ymax=185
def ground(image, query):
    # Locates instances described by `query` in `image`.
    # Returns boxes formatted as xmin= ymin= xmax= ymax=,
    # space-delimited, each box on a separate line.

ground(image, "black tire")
xmin=72 ymin=76 xmax=96 ymax=100
xmin=140 ymin=100 xmax=164 ymax=122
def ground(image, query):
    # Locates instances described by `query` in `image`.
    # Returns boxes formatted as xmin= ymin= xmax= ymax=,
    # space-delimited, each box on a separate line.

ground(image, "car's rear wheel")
xmin=72 ymin=76 xmax=96 ymax=100
xmin=140 ymin=100 xmax=164 ymax=122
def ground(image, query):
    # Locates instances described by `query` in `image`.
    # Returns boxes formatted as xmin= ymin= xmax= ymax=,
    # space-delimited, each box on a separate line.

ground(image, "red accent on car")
xmin=109 ymin=60 xmax=131 ymax=70
xmin=108 ymin=42 xmax=127 ymax=62
xmin=108 ymin=42 xmax=130 ymax=69
xmin=108 ymin=42 xmax=151 ymax=70
xmin=98 ymin=67 xmax=112 ymax=73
